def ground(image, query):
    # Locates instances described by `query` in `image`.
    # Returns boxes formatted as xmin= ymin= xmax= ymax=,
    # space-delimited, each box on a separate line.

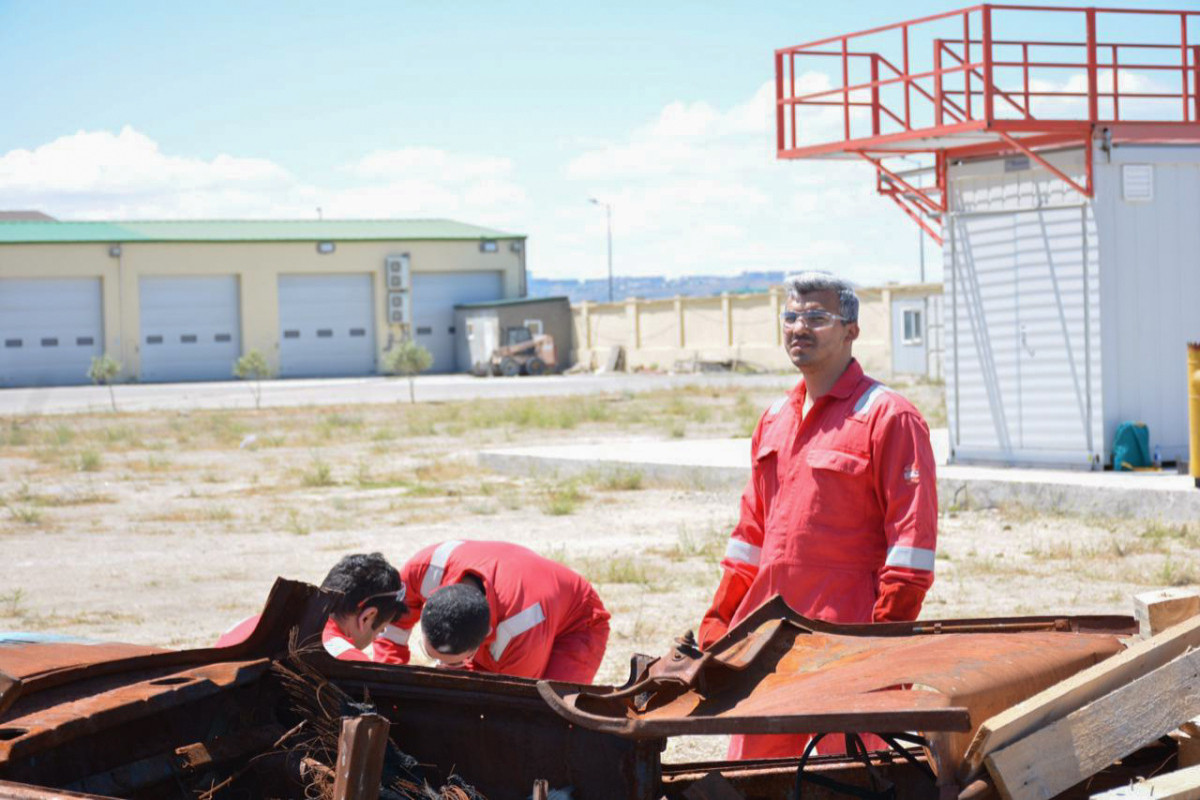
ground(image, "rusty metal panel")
xmin=540 ymin=596 xmax=1131 ymax=784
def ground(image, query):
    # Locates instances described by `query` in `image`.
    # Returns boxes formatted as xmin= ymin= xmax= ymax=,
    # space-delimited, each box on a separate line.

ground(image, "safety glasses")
xmin=356 ymin=583 xmax=407 ymax=610
xmin=779 ymin=309 xmax=847 ymax=329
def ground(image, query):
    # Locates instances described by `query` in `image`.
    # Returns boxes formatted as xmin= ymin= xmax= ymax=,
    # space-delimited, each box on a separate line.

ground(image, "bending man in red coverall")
xmin=217 ymin=552 xmax=408 ymax=663
xmin=697 ymin=271 xmax=938 ymax=760
xmin=374 ymin=540 xmax=611 ymax=684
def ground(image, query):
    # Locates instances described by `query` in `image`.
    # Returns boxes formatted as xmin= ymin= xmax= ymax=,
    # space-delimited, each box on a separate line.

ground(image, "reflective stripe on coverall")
xmin=215 ymin=614 xmax=382 ymax=662
xmin=376 ymin=540 xmax=611 ymax=683
xmin=698 ymin=359 xmax=938 ymax=759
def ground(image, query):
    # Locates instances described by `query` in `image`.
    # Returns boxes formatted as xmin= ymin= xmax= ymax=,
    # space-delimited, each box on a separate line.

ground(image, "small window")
xmin=76 ymin=336 xmax=94 ymax=346
xmin=416 ymin=326 xmax=433 ymax=336
xmin=41 ymin=337 xmax=58 ymax=347
xmin=316 ymin=329 xmax=333 ymax=338
xmin=505 ymin=327 xmax=532 ymax=347
xmin=214 ymin=333 xmax=231 ymax=343
xmin=523 ymin=319 xmax=544 ymax=338
xmin=181 ymin=334 xmax=197 ymax=344
xmin=349 ymin=328 xmax=366 ymax=337
xmin=4 ymin=339 xmax=21 ymax=348
xmin=283 ymin=330 xmax=300 ymax=339
xmin=146 ymin=335 xmax=163 ymax=345
xmin=902 ymin=309 xmax=923 ymax=345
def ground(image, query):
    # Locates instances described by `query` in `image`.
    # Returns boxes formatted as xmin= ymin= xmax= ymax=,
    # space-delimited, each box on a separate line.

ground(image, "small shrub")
xmin=87 ymin=354 xmax=122 ymax=412
xmin=591 ymin=468 xmax=644 ymax=491
xmin=7 ymin=506 xmax=43 ymax=525
xmin=232 ymin=350 xmax=272 ymax=409
xmin=540 ymin=481 xmax=586 ymax=516
xmin=383 ymin=339 xmax=434 ymax=403
xmin=78 ymin=449 xmax=102 ymax=472
xmin=301 ymin=455 xmax=335 ymax=487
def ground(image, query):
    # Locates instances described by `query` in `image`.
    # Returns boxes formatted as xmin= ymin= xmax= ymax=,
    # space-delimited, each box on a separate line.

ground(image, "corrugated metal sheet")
xmin=946 ymin=153 xmax=1102 ymax=467
xmin=0 ymin=219 xmax=520 ymax=244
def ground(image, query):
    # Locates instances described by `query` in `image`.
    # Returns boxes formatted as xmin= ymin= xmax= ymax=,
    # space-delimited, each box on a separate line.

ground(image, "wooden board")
xmin=1134 ymin=588 xmax=1200 ymax=639
xmin=959 ymin=614 xmax=1200 ymax=782
xmin=985 ymin=646 xmax=1200 ymax=800
xmin=1090 ymin=763 xmax=1200 ymax=800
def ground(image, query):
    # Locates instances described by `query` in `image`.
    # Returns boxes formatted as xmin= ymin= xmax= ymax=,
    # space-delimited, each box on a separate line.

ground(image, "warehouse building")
xmin=0 ymin=219 xmax=525 ymax=386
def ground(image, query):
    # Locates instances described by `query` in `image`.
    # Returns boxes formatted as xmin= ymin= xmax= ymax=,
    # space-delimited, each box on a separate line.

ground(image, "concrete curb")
xmin=480 ymin=439 xmax=1200 ymax=524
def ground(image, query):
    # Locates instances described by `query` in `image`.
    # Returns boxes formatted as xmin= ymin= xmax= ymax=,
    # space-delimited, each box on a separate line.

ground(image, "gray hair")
xmin=784 ymin=271 xmax=859 ymax=323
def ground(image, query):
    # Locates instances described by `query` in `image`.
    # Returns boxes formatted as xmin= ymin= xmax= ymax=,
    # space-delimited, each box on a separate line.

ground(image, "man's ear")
xmin=356 ymin=606 xmax=379 ymax=632
xmin=845 ymin=322 xmax=860 ymax=344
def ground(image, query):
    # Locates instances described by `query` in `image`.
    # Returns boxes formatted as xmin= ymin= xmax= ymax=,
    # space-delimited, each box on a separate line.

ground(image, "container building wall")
xmin=1094 ymin=145 xmax=1200 ymax=467
xmin=945 ymin=148 xmax=1103 ymax=468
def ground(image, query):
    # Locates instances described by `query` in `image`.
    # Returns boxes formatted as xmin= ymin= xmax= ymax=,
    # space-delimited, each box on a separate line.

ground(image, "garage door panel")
xmin=139 ymin=276 xmax=241 ymax=383
xmin=412 ymin=271 xmax=504 ymax=373
xmin=279 ymin=275 xmax=376 ymax=378
xmin=0 ymin=278 xmax=103 ymax=387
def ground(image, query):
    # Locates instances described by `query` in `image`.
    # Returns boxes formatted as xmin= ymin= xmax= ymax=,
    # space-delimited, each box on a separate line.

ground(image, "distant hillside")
xmin=529 ymin=271 xmax=786 ymax=304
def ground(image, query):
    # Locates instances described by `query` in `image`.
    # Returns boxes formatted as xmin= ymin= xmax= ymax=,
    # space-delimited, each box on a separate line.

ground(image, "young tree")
xmin=87 ymin=354 xmax=122 ymax=413
xmin=233 ymin=350 xmax=272 ymax=410
xmin=382 ymin=338 xmax=433 ymax=403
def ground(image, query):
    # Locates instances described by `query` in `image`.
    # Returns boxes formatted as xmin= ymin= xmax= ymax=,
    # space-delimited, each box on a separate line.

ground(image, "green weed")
xmin=78 ymin=449 xmax=102 ymax=472
xmin=540 ymin=481 xmax=586 ymax=516
xmin=301 ymin=455 xmax=335 ymax=487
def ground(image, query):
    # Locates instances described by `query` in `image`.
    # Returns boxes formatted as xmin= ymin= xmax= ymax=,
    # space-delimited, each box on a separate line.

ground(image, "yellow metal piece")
xmin=1189 ymin=343 xmax=1200 ymax=487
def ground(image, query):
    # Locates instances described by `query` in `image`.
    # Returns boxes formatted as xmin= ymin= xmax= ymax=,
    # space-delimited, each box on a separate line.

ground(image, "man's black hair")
xmin=421 ymin=582 xmax=490 ymax=655
xmin=320 ymin=552 xmax=405 ymax=623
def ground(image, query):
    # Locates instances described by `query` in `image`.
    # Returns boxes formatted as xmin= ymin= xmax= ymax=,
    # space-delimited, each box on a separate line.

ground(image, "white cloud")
xmin=0 ymin=128 xmax=528 ymax=226
xmin=550 ymin=77 xmax=933 ymax=285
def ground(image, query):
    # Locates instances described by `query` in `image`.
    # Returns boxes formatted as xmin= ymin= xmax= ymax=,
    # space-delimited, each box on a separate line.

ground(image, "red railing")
xmin=776 ymin=5 xmax=1200 ymax=158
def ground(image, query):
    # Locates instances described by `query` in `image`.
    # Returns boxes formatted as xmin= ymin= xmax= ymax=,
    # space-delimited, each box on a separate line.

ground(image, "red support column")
xmin=903 ymin=25 xmax=911 ymax=129
xmin=1182 ymin=14 xmax=1192 ymax=123
xmin=935 ymin=40 xmax=945 ymax=126
xmin=1086 ymin=9 xmax=1098 ymax=123
xmin=982 ymin=5 xmax=994 ymax=126
xmin=964 ymin=12 xmax=972 ymax=119
xmin=842 ymin=36 xmax=851 ymax=139
xmin=775 ymin=50 xmax=785 ymax=152
xmin=871 ymin=55 xmax=881 ymax=136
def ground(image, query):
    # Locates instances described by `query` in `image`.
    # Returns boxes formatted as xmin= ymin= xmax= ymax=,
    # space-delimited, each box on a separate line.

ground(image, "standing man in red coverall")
xmin=698 ymin=271 xmax=938 ymax=760
xmin=374 ymin=540 xmax=610 ymax=684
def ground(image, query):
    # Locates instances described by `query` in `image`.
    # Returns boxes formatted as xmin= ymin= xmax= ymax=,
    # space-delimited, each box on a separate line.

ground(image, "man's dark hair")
xmin=421 ymin=582 xmax=490 ymax=655
xmin=320 ymin=552 xmax=405 ymax=624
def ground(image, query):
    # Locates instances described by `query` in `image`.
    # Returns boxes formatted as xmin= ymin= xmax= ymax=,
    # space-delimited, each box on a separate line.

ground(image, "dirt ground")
xmin=1 ymin=379 xmax=1194 ymax=761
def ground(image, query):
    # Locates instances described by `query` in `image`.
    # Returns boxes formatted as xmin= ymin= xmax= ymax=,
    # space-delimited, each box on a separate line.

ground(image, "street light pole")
xmin=589 ymin=198 xmax=614 ymax=303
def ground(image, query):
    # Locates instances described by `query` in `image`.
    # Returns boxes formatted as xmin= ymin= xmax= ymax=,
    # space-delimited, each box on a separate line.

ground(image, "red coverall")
xmin=375 ymin=540 xmax=611 ymax=683
xmin=215 ymin=614 xmax=391 ymax=663
xmin=698 ymin=359 xmax=938 ymax=759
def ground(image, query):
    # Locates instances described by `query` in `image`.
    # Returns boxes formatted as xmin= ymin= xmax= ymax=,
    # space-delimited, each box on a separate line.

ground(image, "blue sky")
xmin=2 ymin=1 xmax=1196 ymax=283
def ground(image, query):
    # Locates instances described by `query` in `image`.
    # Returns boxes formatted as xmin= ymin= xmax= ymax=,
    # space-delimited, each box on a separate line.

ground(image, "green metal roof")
xmin=455 ymin=295 xmax=570 ymax=310
xmin=0 ymin=219 xmax=522 ymax=244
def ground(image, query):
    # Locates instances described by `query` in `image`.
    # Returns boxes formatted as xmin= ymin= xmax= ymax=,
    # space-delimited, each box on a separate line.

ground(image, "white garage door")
xmin=412 ymin=271 xmax=505 ymax=373
xmin=279 ymin=274 xmax=376 ymax=378
xmin=0 ymin=278 xmax=103 ymax=388
xmin=139 ymin=276 xmax=241 ymax=383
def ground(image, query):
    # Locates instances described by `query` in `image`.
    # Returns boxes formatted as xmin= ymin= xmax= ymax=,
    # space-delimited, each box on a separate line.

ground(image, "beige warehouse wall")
xmin=0 ymin=239 xmax=522 ymax=380
xmin=572 ymin=285 xmax=938 ymax=375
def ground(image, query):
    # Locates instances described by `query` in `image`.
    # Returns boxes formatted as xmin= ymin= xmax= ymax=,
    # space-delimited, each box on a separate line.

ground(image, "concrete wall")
xmin=0 ymin=239 xmax=523 ymax=381
xmin=572 ymin=284 xmax=943 ymax=376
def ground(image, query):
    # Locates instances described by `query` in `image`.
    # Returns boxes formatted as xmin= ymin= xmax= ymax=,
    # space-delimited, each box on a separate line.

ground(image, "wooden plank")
xmin=959 ymin=614 xmax=1200 ymax=782
xmin=1090 ymin=763 xmax=1200 ymax=800
xmin=985 ymin=646 xmax=1200 ymax=800
xmin=331 ymin=713 xmax=390 ymax=800
xmin=1134 ymin=588 xmax=1200 ymax=639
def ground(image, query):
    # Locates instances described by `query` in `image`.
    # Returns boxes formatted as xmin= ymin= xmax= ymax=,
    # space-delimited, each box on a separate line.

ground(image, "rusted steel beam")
xmin=331 ymin=713 xmax=390 ymax=800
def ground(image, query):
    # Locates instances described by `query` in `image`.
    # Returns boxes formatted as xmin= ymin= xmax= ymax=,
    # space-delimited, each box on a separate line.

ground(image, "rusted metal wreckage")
xmin=0 ymin=580 xmax=1175 ymax=800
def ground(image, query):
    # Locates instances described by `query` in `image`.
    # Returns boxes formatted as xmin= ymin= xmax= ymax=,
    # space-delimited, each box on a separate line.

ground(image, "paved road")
xmin=0 ymin=372 xmax=801 ymax=416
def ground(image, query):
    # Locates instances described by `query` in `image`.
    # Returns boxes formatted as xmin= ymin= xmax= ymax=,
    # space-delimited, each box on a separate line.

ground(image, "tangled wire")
xmin=272 ymin=633 xmax=487 ymax=800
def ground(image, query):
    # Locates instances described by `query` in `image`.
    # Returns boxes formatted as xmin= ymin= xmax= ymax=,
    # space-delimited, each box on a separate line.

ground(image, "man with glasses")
xmin=698 ymin=271 xmax=937 ymax=759
xmin=216 ymin=552 xmax=409 ymax=663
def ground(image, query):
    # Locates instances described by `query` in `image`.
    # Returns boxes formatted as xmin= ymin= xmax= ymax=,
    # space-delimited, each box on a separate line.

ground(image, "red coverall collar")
xmin=792 ymin=358 xmax=864 ymax=406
